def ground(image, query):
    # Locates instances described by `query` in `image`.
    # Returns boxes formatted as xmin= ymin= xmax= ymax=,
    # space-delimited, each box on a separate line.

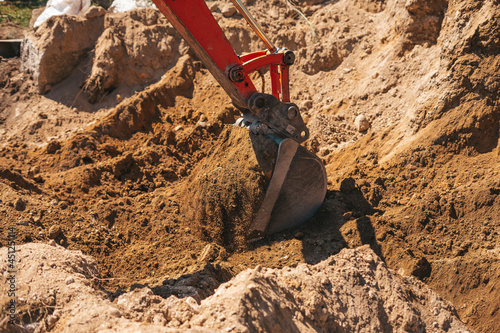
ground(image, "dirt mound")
xmin=83 ymin=9 xmax=184 ymax=103
xmin=22 ymin=6 xmax=187 ymax=98
xmin=22 ymin=6 xmax=107 ymax=94
xmin=0 ymin=243 xmax=471 ymax=332
xmin=195 ymin=245 xmax=470 ymax=332
xmin=310 ymin=0 xmax=500 ymax=330
xmin=183 ymin=126 xmax=267 ymax=251
xmin=0 ymin=243 xmax=101 ymax=331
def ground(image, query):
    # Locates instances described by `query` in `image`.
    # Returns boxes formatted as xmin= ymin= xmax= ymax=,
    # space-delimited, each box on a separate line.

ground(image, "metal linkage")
xmin=247 ymin=93 xmax=309 ymax=143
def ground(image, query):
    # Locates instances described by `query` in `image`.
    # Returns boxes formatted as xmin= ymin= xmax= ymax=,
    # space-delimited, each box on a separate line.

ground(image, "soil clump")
xmin=183 ymin=126 xmax=267 ymax=251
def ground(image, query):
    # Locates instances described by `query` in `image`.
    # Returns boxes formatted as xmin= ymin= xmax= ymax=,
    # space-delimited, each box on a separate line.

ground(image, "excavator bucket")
xmin=247 ymin=134 xmax=328 ymax=242
xmin=151 ymin=0 xmax=327 ymax=241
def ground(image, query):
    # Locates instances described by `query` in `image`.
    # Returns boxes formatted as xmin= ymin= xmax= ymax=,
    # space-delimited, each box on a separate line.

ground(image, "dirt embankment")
xmin=0 ymin=0 xmax=499 ymax=332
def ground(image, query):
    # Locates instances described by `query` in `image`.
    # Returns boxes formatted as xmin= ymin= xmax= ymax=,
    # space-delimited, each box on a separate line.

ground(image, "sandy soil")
xmin=0 ymin=0 xmax=499 ymax=332
xmin=0 ymin=243 xmax=473 ymax=332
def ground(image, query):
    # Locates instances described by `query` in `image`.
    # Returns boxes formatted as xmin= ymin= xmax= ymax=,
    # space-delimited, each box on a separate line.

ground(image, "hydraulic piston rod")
xmin=229 ymin=0 xmax=277 ymax=53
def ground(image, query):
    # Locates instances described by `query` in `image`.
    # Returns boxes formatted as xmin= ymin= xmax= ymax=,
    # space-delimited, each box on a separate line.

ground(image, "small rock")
xmin=48 ymin=240 xmax=57 ymax=247
xmin=14 ymin=198 xmax=26 ymax=211
xmin=46 ymin=314 xmax=58 ymax=328
xmin=46 ymin=141 xmax=61 ymax=154
xmin=109 ymin=308 xmax=122 ymax=318
xmin=28 ymin=166 xmax=40 ymax=177
xmin=52 ymin=310 xmax=62 ymax=319
xmin=355 ymin=114 xmax=370 ymax=132
xmin=198 ymin=243 xmax=227 ymax=262
xmin=199 ymin=244 xmax=218 ymax=262
xmin=208 ymin=2 xmax=219 ymax=11
xmin=340 ymin=177 xmax=357 ymax=192
xmin=84 ymin=6 xmax=106 ymax=19
xmin=185 ymin=296 xmax=200 ymax=312
xmin=59 ymin=201 xmax=68 ymax=210
xmin=294 ymin=231 xmax=304 ymax=239
xmin=17 ymin=220 xmax=29 ymax=226
xmin=65 ymin=277 xmax=75 ymax=285
xmin=409 ymin=257 xmax=431 ymax=280
xmin=48 ymin=225 xmax=62 ymax=239
xmin=221 ymin=5 xmax=237 ymax=17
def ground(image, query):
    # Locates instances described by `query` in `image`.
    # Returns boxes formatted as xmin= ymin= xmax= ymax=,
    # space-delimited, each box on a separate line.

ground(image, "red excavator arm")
xmin=152 ymin=0 xmax=327 ymax=241
xmin=152 ymin=0 xmax=289 ymax=105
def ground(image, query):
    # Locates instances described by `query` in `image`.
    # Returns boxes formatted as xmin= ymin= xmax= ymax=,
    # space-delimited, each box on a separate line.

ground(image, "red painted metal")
xmin=152 ymin=0 xmax=256 ymax=103
xmin=239 ymin=53 xmax=291 ymax=102
xmin=240 ymin=51 xmax=267 ymax=63
xmin=270 ymin=64 xmax=280 ymax=99
xmin=281 ymin=65 xmax=290 ymax=102
xmin=152 ymin=0 xmax=292 ymax=105
xmin=241 ymin=53 xmax=281 ymax=74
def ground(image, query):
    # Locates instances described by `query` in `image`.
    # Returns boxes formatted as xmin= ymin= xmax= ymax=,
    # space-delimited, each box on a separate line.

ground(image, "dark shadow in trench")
xmin=302 ymin=186 xmax=383 ymax=265
xmin=103 ymin=261 xmax=233 ymax=302
xmin=253 ymin=181 xmax=384 ymax=266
